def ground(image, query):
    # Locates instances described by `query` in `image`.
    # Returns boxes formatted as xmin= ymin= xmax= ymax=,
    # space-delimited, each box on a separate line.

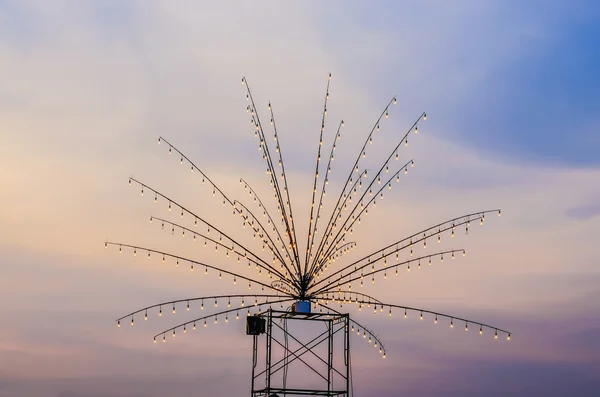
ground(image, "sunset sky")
xmin=1 ymin=1 xmax=599 ymax=396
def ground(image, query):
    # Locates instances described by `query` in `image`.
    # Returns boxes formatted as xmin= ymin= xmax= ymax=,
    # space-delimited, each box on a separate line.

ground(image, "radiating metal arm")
xmin=127 ymin=177 xmax=279 ymax=277
xmin=317 ymin=241 xmax=356 ymax=271
xmin=268 ymin=101 xmax=302 ymax=275
xmin=317 ymin=302 xmax=387 ymax=357
xmin=314 ymin=291 xmax=383 ymax=305
xmin=234 ymin=200 xmax=297 ymax=286
xmin=312 ymin=250 xmax=464 ymax=296
xmin=239 ymin=178 xmax=295 ymax=271
xmin=116 ymin=293 xmax=288 ymax=323
xmin=149 ymin=216 xmax=287 ymax=281
xmin=310 ymin=159 xmax=413 ymax=278
xmin=310 ymin=97 xmax=397 ymax=272
xmin=307 ymin=120 xmax=344 ymax=274
xmin=157 ymin=136 xmax=234 ymax=206
xmin=152 ymin=297 xmax=296 ymax=342
xmin=311 ymin=209 xmax=500 ymax=291
xmin=308 ymin=169 xmax=367 ymax=277
xmin=315 ymin=112 xmax=426 ymax=276
xmin=105 ymin=242 xmax=285 ymax=294
xmin=244 ymin=77 xmax=302 ymax=276
xmin=343 ymin=299 xmax=511 ymax=339
xmin=304 ymin=74 xmax=332 ymax=274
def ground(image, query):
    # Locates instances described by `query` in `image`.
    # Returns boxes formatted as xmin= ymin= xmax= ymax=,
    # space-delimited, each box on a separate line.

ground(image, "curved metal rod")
xmin=270 ymin=279 xmax=297 ymax=296
xmin=317 ymin=241 xmax=356 ymax=273
xmin=152 ymin=297 xmax=296 ymax=341
xmin=127 ymin=177 xmax=279 ymax=277
xmin=314 ymin=111 xmax=426 ymax=275
xmin=268 ymin=102 xmax=302 ymax=276
xmin=116 ymin=294 xmax=289 ymax=323
xmin=306 ymin=120 xmax=344 ymax=272
xmin=234 ymin=200 xmax=296 ymax=286
xmin=311 ymin=158 xmax=413 ymax=278
xmin=239 ymin=178 xmax=295 ymax=272
xmin=233 ymin=201 xmax=288 ymax=269
xmin=344 ymin=299 xmax=511 ymax=338
xmin=312 ymin=249 xmax=464 ymax=296
xmin=149 ymin=216 xmax=287 ymax=282
xmin=309 ymin=168 xmax=367 ymax=275
xmin=314 ymin=291 xmax=383 ymax=305
xmin=105 ymin=242 xmax=285 ymax=294
xmin=311 ymin=209 xmax=500 ymax=291
xmin=304 ymin=74 xmax=332 ymax=273
xmin=244 ymin=77 xmax=301 ymax=274
xmin=317 ymin=302 xmax=387 ymax=357
xmin=158 ymin=136 xmax=234 ymax=207
xmin=310 ymin=97 xmax=397 ymax=273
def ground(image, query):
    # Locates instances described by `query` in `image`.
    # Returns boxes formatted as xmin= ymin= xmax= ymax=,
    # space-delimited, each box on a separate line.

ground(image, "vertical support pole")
xmin=265 ymin=310 xmax=273 ymax=395
xmin=251 ymin=334 xmax=257 ymax=397
xmin=345 ymin=314 xmax=350 ymax=397
xmin=327 ymin=319 xmax=334 ymax=396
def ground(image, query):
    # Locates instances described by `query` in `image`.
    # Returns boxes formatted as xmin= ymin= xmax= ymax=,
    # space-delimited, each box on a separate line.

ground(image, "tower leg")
xmin=251 ymin=334 xmax=257 ymax=397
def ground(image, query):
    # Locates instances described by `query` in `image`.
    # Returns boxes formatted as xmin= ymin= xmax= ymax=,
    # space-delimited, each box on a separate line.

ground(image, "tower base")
xmin=250 ymin=309 xmax=350 ymax=397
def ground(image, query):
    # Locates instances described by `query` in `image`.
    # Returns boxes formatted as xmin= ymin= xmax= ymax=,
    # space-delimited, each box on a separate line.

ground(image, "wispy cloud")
xmin=1 ymin=1 xmax=599 ymax=396
xmin=566 ymin=203 xmax=600 ymax=221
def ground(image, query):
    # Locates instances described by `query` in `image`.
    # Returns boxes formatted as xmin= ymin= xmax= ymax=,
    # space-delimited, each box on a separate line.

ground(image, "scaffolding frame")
xmin=250 ymin=309 xmax=350 ymax=397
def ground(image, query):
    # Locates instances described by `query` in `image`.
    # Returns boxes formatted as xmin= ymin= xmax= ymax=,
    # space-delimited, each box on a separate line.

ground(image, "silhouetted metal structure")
xmin=250 ymin=309 xmax=353 ymax=397
xmin=109 ymin=74 xmax=511 ymax=396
